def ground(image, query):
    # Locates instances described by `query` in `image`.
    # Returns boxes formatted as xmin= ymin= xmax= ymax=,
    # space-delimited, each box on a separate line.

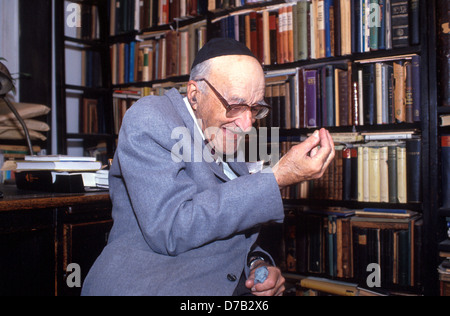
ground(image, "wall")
xmin=0 ymin=0 xmax=20 ymax=98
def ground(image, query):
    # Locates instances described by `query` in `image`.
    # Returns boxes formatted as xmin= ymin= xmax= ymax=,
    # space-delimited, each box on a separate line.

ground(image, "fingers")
xmin=250 ymin=267 xmax=285 ymax=296
xmin=302 ymin=130 xmax=321 ymax=155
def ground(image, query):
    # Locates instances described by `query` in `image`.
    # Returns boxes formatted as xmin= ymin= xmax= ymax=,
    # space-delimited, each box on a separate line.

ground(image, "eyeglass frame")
xmin=194 ymin=78 xmax=271 ymax=120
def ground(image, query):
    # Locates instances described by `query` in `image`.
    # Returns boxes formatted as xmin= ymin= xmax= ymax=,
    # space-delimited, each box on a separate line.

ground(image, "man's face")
xmin=189 ymin=55 xmax=266 ymax=157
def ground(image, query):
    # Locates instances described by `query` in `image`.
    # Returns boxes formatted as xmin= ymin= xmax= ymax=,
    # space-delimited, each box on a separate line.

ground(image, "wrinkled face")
xmin=187 ymin=55 xmax=266 ymax=156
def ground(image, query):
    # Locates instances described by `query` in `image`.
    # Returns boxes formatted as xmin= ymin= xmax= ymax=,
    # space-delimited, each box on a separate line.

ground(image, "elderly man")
xmin=82 ymin=38 xmax=335 ymax=296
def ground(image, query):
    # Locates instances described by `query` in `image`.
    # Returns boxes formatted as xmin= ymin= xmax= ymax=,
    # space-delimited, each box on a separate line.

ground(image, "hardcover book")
xmin=442 ymin=135 xmax=450 ymax=208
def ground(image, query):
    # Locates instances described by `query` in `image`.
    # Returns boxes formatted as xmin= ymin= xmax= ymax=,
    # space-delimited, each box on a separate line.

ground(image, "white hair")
xmin=189 ymin=59 xmax=213 ymax=93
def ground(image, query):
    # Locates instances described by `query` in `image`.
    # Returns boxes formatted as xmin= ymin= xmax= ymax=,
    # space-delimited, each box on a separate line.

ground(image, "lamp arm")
xmin=2 ymin=97 xmax=34 ymax=156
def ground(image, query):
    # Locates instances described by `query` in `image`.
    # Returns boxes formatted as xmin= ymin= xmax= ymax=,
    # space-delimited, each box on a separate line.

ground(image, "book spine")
xmin=379 ymin=146 xmax=389 ymax=203
xmin=305 ymin=70 xmax=318 ymax=128
xmin=411 ymin=55 xmax=421 ymax=121
xmin=376 ymin=63 xmax=383 ymax=124
xmin=406 ymin=139 xmax=421 ymax=203
xmin=397 ymin=145 xmax=407 ymax=203
xmin=269 ymin=13 xmax=278 ymax=65
xmin=350 ymin=148 xmax=358 ymax=200
xmin=391 ymin=0 xmax=409 ymax=48
xmin=409 ymin=0 xmax=420 ymax=45
xmin=378 ymin=0 xmax=386 ymax=49
xmin=324 ymin=0 xmax=333 ymax=57
xmin=362 ymin=63 xmax=375 ymax=125
xmin=369 ymin=0 xmax=379 ymax=50
xmin=387 ymin=146 xmax=398 ymax=203
xmin=394 ymin=60 xmax=406 ymax=123
xmin=437 ymin=0 xmax=450 ymax=107
xmin=317 ymin=0 xmax=326 ymax=58
xmin=442 ymin=135 xmax=450 ymax=208
xmin=343 ymin=148 xmax=352 ymax=200
xmin=405 ymin=61 xmax=414 ymax=123
xmin=338 ymin=68 xmax=349 ymax=126
xmin=358 ymin=147 xmax=364 ymax=201
xmin=369 ymin=147 xmax=380 ymax=202
xmin=249 ymin=12 xmax=258 ymax=59
xmin=385 ymin=0 xmax=392 ymax=49
xmin=353 ymin=0 xmax=362 ymax=53
xmin=297 ymin=0 xmax=309 ymax=60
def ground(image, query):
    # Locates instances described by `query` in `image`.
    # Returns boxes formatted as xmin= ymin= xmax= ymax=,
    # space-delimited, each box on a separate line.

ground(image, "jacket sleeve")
xmin=114 ymin=98 xmax=285 ymax=257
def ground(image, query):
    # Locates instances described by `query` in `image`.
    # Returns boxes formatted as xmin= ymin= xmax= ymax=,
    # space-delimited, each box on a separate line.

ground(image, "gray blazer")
xmin=81 ymin=88 xmax=284 ymax=296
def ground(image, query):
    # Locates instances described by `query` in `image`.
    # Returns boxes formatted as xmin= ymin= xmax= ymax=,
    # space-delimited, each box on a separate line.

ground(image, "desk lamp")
xmin=0 ymin=61 xmax=34 ymax=156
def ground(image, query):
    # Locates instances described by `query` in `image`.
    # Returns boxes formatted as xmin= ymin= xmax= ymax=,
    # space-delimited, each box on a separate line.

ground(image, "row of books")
xmin=261 ymin=55 xmax=420 ymax=130
xmin=280 ymin=207 xmax=422 ymax=288
xmin=208 ymin=0 xmax=273 ymax=12
xmin=80 ymin=50 xmax=103 ymax=88
xmin=112 ymin=83 xmax=188 ymax=134
xmin=281 ymin=137 xmax=422 ymax=204
xmin=110 ymin=21 xmax=207 ymax=85
xmin=211 ymin=0 xmax=420 ymax=66
xmin=109 ymin=0 xmax=208 ymax=35
xmin=112 ymin=90 xmax=140 ymax=134
xmin=71 ymin=3 xmax=101 ymax=40
xmin=78 ymin=97 xmax=108 ymax=135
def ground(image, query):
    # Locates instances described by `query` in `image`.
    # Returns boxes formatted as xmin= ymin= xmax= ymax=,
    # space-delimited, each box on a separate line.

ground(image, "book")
xmin=305 ymin=69 xmax=318 ymax=127
xmin=397 ymin=145 xmax=407 ymax=203
xmin=406 ymin=139 xmax=421 ymax=203
xmin=24 ymin=155 xmax=97 ymax=162
xmin=379 ymin=146 xmax=389 ymax=202
xmin=362 ymin=131 xmax=416 ymax=141
xmin=387 ymin=146 xmax=398 ymax=203
xmin=442 ymin=115 xmax=450 ymax=127
xmin=437 ymin=0 xmax=450 ymax=107
xmin=442 ymin=135 xmax=450 ymax=208
xmin=393 ymin=60 xmax=406 ymax=122
xmin=369 ymin=147 xmax=381 ymax=202
xmin=14 ymin=170 xmax=108 ymax=193
xmin=391 ymin=0 xmax=409 ymax=48
xmin=2 ymin=160 xmax=102 ymax=172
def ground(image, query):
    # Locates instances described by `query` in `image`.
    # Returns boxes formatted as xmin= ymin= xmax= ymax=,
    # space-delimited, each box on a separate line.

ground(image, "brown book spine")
xmin=249 ymin=12 xmax=259 ymax=59
xmin=394 ymin=60 xmax=406 ymax=123
xmin=286 ymin=5 xmax=294 ymax=63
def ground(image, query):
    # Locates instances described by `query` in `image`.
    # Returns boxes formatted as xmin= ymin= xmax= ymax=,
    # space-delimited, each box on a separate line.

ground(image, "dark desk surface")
xmin=0 ymin=184 xmax=111 ymax=212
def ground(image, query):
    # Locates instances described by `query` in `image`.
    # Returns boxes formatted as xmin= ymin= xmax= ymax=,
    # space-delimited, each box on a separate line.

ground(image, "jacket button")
xmin=227 ymin=274 xmax=237 ymax=282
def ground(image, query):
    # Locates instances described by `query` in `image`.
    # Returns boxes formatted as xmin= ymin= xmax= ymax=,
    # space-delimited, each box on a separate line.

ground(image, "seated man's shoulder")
xmin=121 ymin=92 xmax=185 ymax=137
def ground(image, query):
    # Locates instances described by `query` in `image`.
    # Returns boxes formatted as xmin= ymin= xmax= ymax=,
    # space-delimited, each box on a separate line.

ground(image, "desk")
xmin=0 ymin=185 xmax=112 ymax=296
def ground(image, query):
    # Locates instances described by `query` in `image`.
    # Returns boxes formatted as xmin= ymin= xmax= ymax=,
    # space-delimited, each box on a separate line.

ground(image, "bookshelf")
xmin=53 ymin=0 xmax=443 ymax=295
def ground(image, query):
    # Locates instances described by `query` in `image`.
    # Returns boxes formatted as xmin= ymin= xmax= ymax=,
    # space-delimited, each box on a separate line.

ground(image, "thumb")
xmin=301 ymin=130 xmax=321 ymax=153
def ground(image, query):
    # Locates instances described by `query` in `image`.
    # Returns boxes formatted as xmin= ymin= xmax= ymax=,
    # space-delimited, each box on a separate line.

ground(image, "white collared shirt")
xmin=183 ymin=97 xmax=238 ymax=180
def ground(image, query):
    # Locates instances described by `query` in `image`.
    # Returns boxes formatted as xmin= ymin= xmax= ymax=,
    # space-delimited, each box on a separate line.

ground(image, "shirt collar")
xmin=183 ymin=97 xmax=205 ymax=141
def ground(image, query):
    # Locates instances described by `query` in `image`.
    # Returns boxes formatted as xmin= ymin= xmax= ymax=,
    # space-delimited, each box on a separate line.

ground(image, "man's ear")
xmin=187 ymin=80 xmax=199 ymax=110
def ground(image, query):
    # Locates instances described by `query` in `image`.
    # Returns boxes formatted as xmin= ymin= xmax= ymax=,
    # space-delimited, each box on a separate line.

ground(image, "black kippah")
xmin=191 ymin=37 xmax=258 ymax=70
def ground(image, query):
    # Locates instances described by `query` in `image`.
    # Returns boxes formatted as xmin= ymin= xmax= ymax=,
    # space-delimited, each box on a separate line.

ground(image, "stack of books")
xmin=1 ymin=155 xmax=107 ymax=193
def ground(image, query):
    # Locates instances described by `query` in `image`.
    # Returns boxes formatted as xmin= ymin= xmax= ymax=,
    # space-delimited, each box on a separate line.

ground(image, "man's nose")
xmin=234 ymin=109 xmax=255 ymax=132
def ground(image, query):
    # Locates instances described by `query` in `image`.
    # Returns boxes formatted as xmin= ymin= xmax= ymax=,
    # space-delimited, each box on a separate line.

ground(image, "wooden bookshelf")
xmin=53 ymin=0 xmax=444 ymax=295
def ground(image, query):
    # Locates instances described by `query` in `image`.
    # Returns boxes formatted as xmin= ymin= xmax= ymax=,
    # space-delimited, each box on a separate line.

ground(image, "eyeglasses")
xmin=195 ymin=78 xmax=271 ymax=120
